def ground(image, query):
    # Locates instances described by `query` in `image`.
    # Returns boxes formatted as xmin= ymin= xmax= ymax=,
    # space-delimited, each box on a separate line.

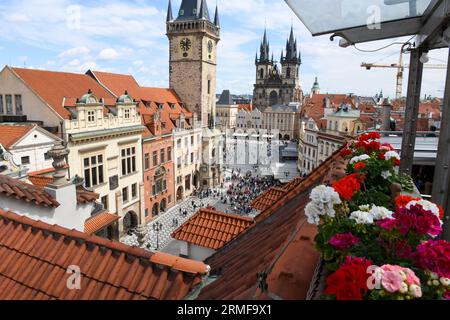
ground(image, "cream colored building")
xmin=262 ymin=103 xmax=301 ymax=140
xmin=326 ymin=105 xmax=361 ymax=136
xmin=173 ymin=113 xmax=203 ymax=201
xmin=63 ymin=91 xmax=145 ymax=235
xmin=216 ymin=90 xmax=238 ymax=129
xmin=298 ymin=118 xmax=319 ymax=175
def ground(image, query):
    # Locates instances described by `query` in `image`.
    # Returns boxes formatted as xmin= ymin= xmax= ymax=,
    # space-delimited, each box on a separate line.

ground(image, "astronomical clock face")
xmin=180 ymin=38 xmax=192 ymax=52
xmin=207 ymin=40 xmax=213 ymax=53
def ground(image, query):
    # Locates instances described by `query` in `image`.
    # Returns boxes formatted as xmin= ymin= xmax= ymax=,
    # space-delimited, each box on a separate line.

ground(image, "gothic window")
xmin=286 ymin=67 xmax=291 ymax=78
xmin=259 ymin=69 xmax=264 ymax=79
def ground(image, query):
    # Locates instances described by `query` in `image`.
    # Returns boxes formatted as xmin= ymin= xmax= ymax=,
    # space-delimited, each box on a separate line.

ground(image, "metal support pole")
xmin=399 ymin=48 xmax=424 ymax=175
xmin=432 ymin=46 xmax=450 ymax=241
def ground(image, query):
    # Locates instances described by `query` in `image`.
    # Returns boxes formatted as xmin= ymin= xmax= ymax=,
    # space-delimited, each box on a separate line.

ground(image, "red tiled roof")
xmin=84 ymin=211 xmax=119 ymax=234
xmin=238 ymin=104 xmax=253 ymax=112
xmin=197 ymin=147 xmax=346 ymax=300
xmin=27 ymin=175 xmax=53 ymax=187
xmin=0 ymin=124 xmax=35 ymax=149
xmin=87 ymin=70 xmax=142 ymax=101
xmin=0 ymin=174 xmax=59 ymax=208
xmin=0 ymin=209 xmax=209 ymax=300
xmin=11 ymin=67 xmax=116 ymax=119
xmin=171 ymin=209 xmax=254 ymax=250
xmin=251 ymin=187 xmax=286 ymax=211
xmin=76 ymin=187 xmax=99 ymax=204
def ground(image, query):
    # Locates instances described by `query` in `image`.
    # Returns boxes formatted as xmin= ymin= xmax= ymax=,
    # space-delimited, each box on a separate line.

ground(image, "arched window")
xmin=259 ymin=69 xmax=264 ymax=79
xmin=286 ymin=67 xmax=291 ymax=78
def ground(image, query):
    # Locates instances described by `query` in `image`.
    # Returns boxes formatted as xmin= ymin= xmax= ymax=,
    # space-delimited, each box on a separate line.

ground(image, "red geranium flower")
xmin=393 ymin=158 xmax=401 ymax=166
xmin=354 ymin=162 xmax=366 ymax=171
xmin=414 ymin=240 xmax=450 ymax=279
xmin=333 ymin=173 xmax=361 ymax=201
xmin=368 ymin=132 xmax=381 ymax=140
xmin=325 ymin=257 xmax=373 ymax=300
xmin=378 ymin=153 xmax=386 ymax=160
xmin=395 ymin=195 xmax=421 ymax=208
xmin=378 ymin=204 xmax=442 ymax=237
xmin=341 ymin=148 xmax=352 ymax=157
xmin=329 ymin=233 xmax=360 ymax=250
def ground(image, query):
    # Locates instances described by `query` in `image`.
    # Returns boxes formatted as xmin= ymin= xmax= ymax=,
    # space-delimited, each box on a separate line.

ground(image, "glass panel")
xmin=99 ymin=165 xmax=104 ymax=184
xmin=5 ymin=95 xmax=12 ymax=114
xmin=91 ymin=156 xmax=96 ymax=165
xmin=285 ymin=0 xmax=433 ymax=35
xmin=122 ymin=159 xmax=126 ymax=176
xmin=84 ymin=169 xmax=91 ymax=188
xmin=92 ymin=167 xmax=98 ymax=186
xmin=127 ymin=157 xmax=131 ymax=174
xmin=0 ymin=95 xmax=3 ymax=114
xmin=98 ymin=155 xmax=103 ymax=163
xmin=132 ymin=157 xmax=136 ymax=172
xmin=84 ymin=158 xmax=89 ymax=166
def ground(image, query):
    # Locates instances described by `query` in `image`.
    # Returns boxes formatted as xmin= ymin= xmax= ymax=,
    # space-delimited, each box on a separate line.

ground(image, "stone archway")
xmin=152 ymin=203 xmax=159 ymax=216
xmin=160 ymin=198 xmax=167 ymax=213
xmin=193 ymin=172 xmax=200 ymax=189
xmin=176 ymin=186 xmax=184 ymax=202
xmin=269 ymin=91 xmax=278 ymax=106
xmin=123 ymin=211 xmax=138 ymax=233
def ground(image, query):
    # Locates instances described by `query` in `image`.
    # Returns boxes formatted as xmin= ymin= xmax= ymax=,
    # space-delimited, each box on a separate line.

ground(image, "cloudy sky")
xmin=0 ymin=0 xmax=447 ymax=98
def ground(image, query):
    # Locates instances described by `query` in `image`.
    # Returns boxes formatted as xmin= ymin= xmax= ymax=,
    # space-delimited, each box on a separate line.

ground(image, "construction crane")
xmin=361 ymin=43 xmax=447 ymax=100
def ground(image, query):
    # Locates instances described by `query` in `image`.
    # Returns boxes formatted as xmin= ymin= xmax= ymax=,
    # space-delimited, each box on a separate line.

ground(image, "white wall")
xmin=0 ymin=184 xmax=92 ymax=232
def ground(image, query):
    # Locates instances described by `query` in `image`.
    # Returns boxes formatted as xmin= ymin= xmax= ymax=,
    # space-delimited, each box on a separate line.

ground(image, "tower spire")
xmin=166 ymin=0 xmax=173 ymax=22
xmin=199 ymin=0 xmax=210 ymax=20
xmin=214 ymin=5 xmax=220 ymax=27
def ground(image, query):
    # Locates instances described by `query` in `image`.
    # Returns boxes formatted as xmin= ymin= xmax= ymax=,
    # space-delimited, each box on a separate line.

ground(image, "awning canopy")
xmin=285 ymin=0 xmax=449 ymax=48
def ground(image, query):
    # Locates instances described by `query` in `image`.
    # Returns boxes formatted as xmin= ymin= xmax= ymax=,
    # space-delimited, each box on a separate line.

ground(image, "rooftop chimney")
xmin=47 ymin=142 xmax=70 ymax=188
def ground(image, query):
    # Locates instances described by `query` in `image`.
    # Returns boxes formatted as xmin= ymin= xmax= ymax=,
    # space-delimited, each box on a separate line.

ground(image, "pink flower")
xmin=414 ymin=240 xmax=450 ymax=278
xmin=381 ymin=270 xmax=404 ymax=293
xmin=404 ymin=269 xmax=421 ymax=286
xmin=329 ymin=233 xmax=360 ymax=251
xmin=443 ymin=290 xmax=450 ymax=300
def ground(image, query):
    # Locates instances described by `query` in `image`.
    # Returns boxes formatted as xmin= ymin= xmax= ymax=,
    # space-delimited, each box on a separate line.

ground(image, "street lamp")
xmin=153 ymin=221 xmax=163 ymax=250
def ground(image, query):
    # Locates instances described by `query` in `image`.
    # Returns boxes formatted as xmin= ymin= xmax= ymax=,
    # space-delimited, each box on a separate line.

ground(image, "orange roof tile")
xmin=0 ymin=124 xmax=35 ymax=148
xmin=84 ymin=211 xmax=119 ymax=234
xmin=171 ymin=209 xmax=254 ymax=250
xmin=11 ymin=67 xmax=116 ymax=119
xmin=197 ymin=146 xmax=346 ymax=300
xmin=27 ymin=175 xmax=53 ymax=187
xmin=76 ymin=187 xmax=99 ymax=204
xmin=251 ymin=187 xmax=286 ymax=211
xmin=87 ymin=70 xmax=142 ymax=100
xmin=0 ymin=209 xmax=209 ymax=300
xmin=0 ymin=174 xmax=60 ymax=208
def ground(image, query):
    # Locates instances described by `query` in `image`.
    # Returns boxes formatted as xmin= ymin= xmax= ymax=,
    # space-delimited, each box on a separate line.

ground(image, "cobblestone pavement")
xmin=120 ymin=167 xmax=274 ymax=252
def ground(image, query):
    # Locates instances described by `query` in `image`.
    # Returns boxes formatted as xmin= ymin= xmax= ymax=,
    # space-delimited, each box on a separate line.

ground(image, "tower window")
xmin=286 ymin=67 xmax=291 ymax=78
xmin=208 ymin=80 xmax=211 ymax=94
xmin=259 ymin=69 xmax=264 ymax=79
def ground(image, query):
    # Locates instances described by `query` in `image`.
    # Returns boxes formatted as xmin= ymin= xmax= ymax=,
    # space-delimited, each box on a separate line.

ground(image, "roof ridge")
xmin=0 ymin=209 xmax=208 ymax=275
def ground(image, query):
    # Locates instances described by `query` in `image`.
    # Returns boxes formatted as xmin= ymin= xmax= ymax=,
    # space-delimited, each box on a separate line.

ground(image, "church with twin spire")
xmin=253 ymin=27 xmax=303 ymax=111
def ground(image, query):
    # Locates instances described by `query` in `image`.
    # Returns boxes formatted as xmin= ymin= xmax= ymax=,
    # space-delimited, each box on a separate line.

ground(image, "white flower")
xmin=399 ymin=282 xmax=409 ymax=294
xmin=350 ymin=210 xmax=374 ymax=224
xmin=305 ymin=185 xmax=341 ymax=225
xmin=440 ymin=277 xmax=450 ymax=286
xmin=359 ymin=204 xmax=371 ymax=212
xmin=384 ymin=151 xmax=400 ymax=161
xmin=310 ymin=185 xmax=341 ymax=205
xmin=349 ymin=154 xmax=370 ymax=164
xmin=381 ymin=170 xmax=392 ymax=180
xmin=369 ymin=205 xmax=394 ymax=220
xmin=409 ymin=284 xmax=422 ymax=298
xmin=406 ymin=200 xmax=442 ymax=223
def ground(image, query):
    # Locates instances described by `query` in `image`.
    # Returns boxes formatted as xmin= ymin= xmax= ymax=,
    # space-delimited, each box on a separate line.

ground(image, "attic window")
xmin=87 ymin=110 xmax=95 ymax=123
xmin=158 ymin=103 xmax=164 ymax=109
xmin=193 ymin=9 xmax=197 ymax=15
xmin=180 ymin=9 xmax=184 ymax=16
xmin=124 ymin=109 xmax=130 ymax=119
xmin=169 ymin=103 xmax=175 ymax=109
xmin=162 ymin=123 xmax=166 ymax=129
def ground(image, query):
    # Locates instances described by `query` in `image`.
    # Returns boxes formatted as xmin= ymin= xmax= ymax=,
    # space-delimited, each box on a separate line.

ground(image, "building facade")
xmin=253 ymin=27 xmax=303 ymax=111
xmin=216 ymin=90 xmax=238 ymax=130
xmin=63 ymin=91 xmax=145 ymax=235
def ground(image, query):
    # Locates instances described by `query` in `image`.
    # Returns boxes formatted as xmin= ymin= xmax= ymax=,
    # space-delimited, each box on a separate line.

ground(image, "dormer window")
xmin=124 ymin=109 xmax=130 ymax=119
xmin=169 ymin=103 xmax=175 ymax=109
xmin=180 ymin=9 xmax=184 ymax=16
xmin=158 ymin=103 xmax=164 ymax=109
xmin=87 ymin=110 xmax=96 ymax=123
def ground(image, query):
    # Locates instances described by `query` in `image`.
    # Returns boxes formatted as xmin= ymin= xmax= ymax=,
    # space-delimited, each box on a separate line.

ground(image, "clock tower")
xmin=166 ymin=0 xmax=220 ymax=128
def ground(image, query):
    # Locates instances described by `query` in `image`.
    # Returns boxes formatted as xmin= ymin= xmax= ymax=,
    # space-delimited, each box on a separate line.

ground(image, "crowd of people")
xmin=220 ymin=168 xmax=280 ymax=216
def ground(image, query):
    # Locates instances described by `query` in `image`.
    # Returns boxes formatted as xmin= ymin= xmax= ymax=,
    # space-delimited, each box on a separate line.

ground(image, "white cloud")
xmin=6 ymin=13 xmax=29 ymax=22
xmin=99 ymin=48 xmax=120 ymax=60
xmin=58 ymin=46 xmax=90 ymax=59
